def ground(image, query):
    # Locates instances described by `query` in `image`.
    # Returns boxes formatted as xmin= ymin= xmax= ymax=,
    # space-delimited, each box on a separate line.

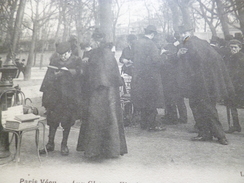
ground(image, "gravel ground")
xmin=0 ymin=67 xmax=244 ymax=183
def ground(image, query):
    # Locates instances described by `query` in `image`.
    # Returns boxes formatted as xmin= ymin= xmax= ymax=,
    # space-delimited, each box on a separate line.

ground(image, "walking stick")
xmin=226 ymin=105 xmax=231 ymax=129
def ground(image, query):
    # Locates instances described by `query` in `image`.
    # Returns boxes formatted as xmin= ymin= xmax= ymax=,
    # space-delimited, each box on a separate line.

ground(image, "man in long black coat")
xmin=225 ymin=39 xmax=244 ymax=133
xmin=177 ymin=26 xmax=234 ymax=145
xmin=131 ymin=25 xmax=165 ymax=131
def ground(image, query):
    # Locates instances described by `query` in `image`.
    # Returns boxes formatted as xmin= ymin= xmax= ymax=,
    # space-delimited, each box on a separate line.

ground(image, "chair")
xmin=0 ymin=88 xmax=47 ymax=164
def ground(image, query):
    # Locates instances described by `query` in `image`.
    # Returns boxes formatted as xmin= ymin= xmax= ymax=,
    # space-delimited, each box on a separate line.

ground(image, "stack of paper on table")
xmin=3 ymin=105 xmax=40 ymax=130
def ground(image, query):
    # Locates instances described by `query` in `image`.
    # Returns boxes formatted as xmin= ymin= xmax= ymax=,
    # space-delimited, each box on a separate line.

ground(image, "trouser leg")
xmin=140 ymin=108 xmax=148 ymax=129
xmin=230 ymin=107 xmax=241 ymax=128
xmin=61 ymin=126 xmax=71 ymax=146
xmin=176 ymin=97 xmax=187 ymax=123
xmin=48 ymin=126 xmax=57 ymax=145
xmin=146 ymin=108 xmax=158 ymax=129
xmin=166 ymin=102 xmax=178 ymax=124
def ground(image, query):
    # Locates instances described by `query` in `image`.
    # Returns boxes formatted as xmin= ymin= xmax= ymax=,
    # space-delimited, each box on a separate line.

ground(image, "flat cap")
xmin=229 ymin=39 xmax=242 ymax=47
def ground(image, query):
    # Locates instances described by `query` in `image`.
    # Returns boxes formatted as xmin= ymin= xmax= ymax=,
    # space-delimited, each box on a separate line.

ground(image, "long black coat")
xmin=131 ymin=36 xmax=164 ymax=109
xmin=226 ymin=51 xmax=244 ymax=105
xmin=178 ymin=36 xmax=234 ymax=102
xmin=77 ymin=43 xmax=128 ymax=158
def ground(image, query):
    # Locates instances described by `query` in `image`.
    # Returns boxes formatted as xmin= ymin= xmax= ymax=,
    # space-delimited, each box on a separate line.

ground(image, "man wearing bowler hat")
xmin=131 ymin=25 xmax=165 ymax=131
xmin=177 ymin=25 xmax=234 ymax=145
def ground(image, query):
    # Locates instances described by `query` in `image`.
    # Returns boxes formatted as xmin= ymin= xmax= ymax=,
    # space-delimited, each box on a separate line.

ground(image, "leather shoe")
xmin=191 ymin=136 xmax=213 ymax=141
xmin=61 ymin=145 xmax=69 ymax=156
xmin=218 ymin=138 xmax=228 ymax=145
xmin=225 ymin=126 xmax=241 ymax=133
xmin=39 ymin=143 xmax=54 ymax=154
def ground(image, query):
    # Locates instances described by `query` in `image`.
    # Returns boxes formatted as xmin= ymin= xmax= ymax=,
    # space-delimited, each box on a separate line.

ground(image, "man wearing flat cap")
xmin=40 ymin=41 xmax=84 ymax=155
xmin=177 ymin=25 xmax=235 ymax=145
xmin=130 ymin=25 xmax=165 ymax=131
xmin=224 ymin=39 xmax=244 ymax=133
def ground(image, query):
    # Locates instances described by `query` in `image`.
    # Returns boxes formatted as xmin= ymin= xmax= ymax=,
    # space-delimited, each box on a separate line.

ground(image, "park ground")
xmin=0 ymin=52 xmax=244 ymax=183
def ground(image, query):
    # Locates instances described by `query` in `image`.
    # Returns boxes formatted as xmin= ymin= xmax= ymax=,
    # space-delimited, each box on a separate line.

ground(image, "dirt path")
xmin=0 ymin=67 xmax=244 ymax=183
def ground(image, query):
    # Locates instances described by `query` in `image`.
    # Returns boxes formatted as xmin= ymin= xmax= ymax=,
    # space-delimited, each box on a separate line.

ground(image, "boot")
xmin=39 ymin=126 xmax=57 ymax=154
xmin=61 ymin=127 xmax=71 ymax=156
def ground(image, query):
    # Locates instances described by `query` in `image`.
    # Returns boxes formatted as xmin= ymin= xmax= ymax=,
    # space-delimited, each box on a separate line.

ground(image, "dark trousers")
xmin=226 ymin=99 xmax=241 ymax=128
xmin=140 ymin=108 xmax=158 ymax=129
xmin=189 ymin=98 xmax=226 ymax=139
xmin=165 ymin=96 xmax=187 ymax=123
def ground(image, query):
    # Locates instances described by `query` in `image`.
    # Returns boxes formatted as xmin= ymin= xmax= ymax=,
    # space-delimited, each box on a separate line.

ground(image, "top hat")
xmin=178 ymin=25 xmax=193 ymax=34
xmin=144 ymin=25 xmax=157 ymax=34
xmin=56 ymin=42 xmax=71 ymax=54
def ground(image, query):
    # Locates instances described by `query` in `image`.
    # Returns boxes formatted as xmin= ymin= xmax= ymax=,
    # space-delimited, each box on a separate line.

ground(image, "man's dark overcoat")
xmin=77 ymin=43 xmax=128 ymax=158
xmin=131 ymin=36 xmax=164 ymax=109
xmin=40 ymin=53 xmax=83 ymax=128
xmin=179 ymin=36 xmax=234 ymax=102
xmin=179 ymin=36 xmax=235 ymax=139
xmin=226 ymin=51 xmax=244 ymax=106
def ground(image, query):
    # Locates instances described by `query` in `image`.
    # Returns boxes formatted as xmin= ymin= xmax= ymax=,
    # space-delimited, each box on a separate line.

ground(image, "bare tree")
xmin=193 ymin=0 xmax=220 ymax=37
xmin=6 ymin=0 xmax=26 ymax=62
xmin=215 ymin=0 xmax=230 ymax=38
xmin=24 ymin=0 xmax=58 ymax=80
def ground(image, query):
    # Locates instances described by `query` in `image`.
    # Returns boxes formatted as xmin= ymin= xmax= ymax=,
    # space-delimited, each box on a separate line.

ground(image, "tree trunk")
xmin=168 ymin=0 xmax=181 ymax=32
xmin=5 ymin=0 xmax=26 ymax=63
xmin=24 ymin=22 xmax=37 ymax=80
xmin=215 ymin=0 xmax=230 ymax=38
xmin=24 ymin=0 xmax=39 ymax=80
xmin=236 ymin=0 xmax=244 ymax=35
xmin=62 ymin=0 xmax=68 ymax=42
xmin=4 ymin=0 xmax=18 ymax=52
xmin=99 ymin=0 xmax=113 ymax=43
xmin=178 ymin=0 xmax=193 ymax=29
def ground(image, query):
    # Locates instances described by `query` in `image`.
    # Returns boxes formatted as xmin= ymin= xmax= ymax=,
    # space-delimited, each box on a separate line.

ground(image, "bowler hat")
xmin=56 ymin=42 xmax=71 ymax=54
xmin=178 ymin=25 xmax=193 ymax=34
xmin=144 ymin=25 xmax=157 ymax=34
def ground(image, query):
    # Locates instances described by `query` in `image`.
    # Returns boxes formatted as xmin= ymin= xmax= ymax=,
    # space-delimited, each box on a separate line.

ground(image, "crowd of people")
xmin=39 ymin=25 xmax=244 ymax=159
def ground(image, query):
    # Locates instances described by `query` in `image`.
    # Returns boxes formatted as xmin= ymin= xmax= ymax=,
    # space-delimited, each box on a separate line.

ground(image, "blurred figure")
xmin=119 ymin=34 xmax=137 ymax=76
xmin=76 ymin=28 xmax=127 ymax=159
xmin=15 ymin=58 xmax=25 ymax=78
xmin=69 ymin=35 xmax=79 ymax=56
xmin=161 ymin=35 xmax=187 ymax=125
xmin=225 ymin=39 xmax=244 ymax=133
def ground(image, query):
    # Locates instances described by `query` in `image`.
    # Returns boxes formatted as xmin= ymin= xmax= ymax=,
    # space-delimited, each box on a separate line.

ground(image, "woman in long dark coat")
xmin=77 ymin=29 xmax=127 ymax=158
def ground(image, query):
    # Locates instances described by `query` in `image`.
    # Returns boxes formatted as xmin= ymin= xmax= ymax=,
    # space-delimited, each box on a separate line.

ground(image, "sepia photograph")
xmin=0 ymin=0 xmax=244 ymax=182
